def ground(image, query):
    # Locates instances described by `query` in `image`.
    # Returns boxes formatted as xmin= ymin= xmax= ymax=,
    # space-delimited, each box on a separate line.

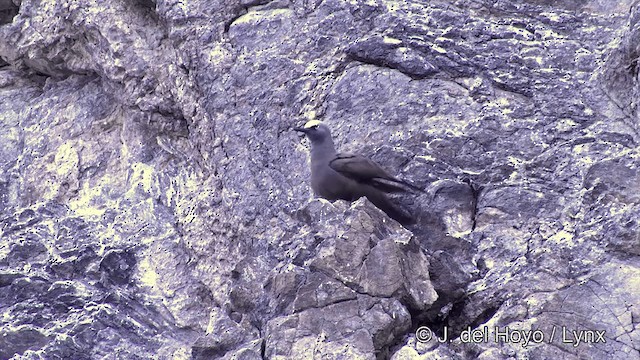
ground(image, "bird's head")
xmin=294 ymin=120 xmax=332 ymax=144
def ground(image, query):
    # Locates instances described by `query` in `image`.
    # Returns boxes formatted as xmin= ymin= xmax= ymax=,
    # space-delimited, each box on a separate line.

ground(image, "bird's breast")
xmin=310 ymin=161 xmax=362 ymax=201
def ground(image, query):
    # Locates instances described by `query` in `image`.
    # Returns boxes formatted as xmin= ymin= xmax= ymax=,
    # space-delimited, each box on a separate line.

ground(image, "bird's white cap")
xmin=303 ymin=120 xmax=323 ymax=129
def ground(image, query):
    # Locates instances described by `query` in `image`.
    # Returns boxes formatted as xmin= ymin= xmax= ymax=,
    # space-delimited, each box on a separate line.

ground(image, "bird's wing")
xmin=329 ymin=153 xmax=407 ymax=193
xmin=330 ymin=153 xmax=393 ymax=181
xmin=330 ymin=153 xmax=425 ymax=193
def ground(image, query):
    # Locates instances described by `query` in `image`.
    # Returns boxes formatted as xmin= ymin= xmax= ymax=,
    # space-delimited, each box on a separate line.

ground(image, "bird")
xmin=294 ymin=120 xmax=420 ymax=226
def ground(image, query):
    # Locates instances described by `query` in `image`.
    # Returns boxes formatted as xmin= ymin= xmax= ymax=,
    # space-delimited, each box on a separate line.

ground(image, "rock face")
xmin=0 ymin=0 xmax=639 ymax=359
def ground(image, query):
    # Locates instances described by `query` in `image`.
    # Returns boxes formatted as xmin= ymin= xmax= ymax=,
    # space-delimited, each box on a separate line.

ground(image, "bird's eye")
xmin=311 ymin=125 xmax=318 ymax=129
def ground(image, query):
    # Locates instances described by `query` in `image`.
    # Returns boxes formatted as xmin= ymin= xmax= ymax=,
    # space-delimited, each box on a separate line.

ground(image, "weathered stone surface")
xmin=1 ymin=0 xmax=639 ymax=359
xmin=265 ymin=295 xmax=410 ymax=360
xmin=300 ymin=199 xmax=437 ymax=309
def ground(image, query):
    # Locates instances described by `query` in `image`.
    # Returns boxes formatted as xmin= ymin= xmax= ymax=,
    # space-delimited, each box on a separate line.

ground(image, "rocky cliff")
xmin=0 ymin=0 xmax=638 ymax=359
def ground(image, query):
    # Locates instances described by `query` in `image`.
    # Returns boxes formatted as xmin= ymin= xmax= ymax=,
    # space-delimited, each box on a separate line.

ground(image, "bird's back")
xmin=312 ymin=157 xmax=414 ymax=224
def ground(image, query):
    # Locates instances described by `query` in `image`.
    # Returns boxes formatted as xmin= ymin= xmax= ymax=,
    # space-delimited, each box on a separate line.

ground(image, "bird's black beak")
xmin=294 ymin=127 xmax=308 ymax=133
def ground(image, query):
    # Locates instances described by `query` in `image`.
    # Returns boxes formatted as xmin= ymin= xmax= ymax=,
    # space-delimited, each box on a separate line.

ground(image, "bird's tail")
xmin=371 ymin=177 xmax=425 ymax=194
xmin=364 ymin=188 xmax=415 ymax=226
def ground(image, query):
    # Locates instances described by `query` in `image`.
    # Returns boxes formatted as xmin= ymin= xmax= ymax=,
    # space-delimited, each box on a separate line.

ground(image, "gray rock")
xmin=1 ymin=0 xmax=639 ymax=359
xmin=265 ymin=296 xmax=410 ymax=360
xmin=299 ymin=198 xmax=437 ymax=310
